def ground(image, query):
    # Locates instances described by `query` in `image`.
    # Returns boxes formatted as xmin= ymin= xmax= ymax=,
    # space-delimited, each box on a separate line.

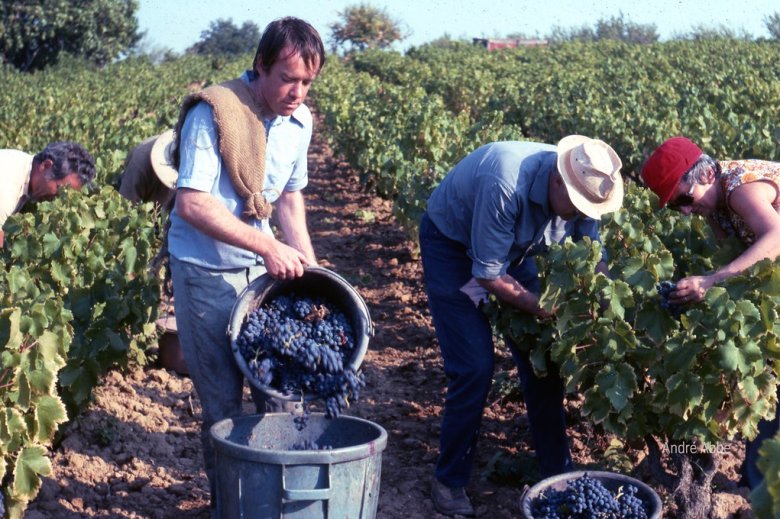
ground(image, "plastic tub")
xmin=210 ymin=412 xmax=387 ymax=518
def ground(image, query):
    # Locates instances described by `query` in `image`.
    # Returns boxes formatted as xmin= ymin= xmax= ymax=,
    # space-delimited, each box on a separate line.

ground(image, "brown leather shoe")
xmin=431 ymin=478 xmax=475 ymax=517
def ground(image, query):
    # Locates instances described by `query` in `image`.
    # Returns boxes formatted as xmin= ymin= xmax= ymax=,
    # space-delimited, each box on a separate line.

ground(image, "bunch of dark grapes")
xmin=237 ymin=292 xmax=365 ymax=419
xmin=531 ymin=474 xmax=649 ymax=519
xmin=292 ymin=405 xmax=311 ymax=432
xmin=291 ymin=439 xmax=333 ymax=451
xmin=657 ymin=280 xmax=683 ymax=318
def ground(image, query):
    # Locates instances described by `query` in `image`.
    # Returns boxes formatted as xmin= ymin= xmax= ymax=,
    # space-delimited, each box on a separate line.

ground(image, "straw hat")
xmin=556 ymin=135 xmax=624 ymax=220
xmin=149 ymin=129 xmax=178 ymax=188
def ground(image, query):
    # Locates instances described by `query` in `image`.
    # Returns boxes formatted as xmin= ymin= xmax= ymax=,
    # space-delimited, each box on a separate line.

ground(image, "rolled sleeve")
xmin=470 ymin=177 xmax=518 ymax=280
xmin=176 ymin=102 xmax=221 ymax=193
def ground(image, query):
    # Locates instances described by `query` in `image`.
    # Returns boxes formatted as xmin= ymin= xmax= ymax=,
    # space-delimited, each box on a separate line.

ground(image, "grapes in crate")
xmin=531 ymin=473 xmax=649 ymax=519
xmin=237 ymin=292 xmax=365 ymax=419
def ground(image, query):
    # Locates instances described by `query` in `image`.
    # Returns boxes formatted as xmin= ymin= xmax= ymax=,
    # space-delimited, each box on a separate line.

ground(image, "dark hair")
xmin=252 ymin=17 xmax=325 ymax=74
xmin=33 ymin=141 xmax=96 ymax=186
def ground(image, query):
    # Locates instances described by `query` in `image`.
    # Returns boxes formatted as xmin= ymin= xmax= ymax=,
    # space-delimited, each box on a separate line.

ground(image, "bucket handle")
xmin=282 ymin=472 xmax=332 ymax=502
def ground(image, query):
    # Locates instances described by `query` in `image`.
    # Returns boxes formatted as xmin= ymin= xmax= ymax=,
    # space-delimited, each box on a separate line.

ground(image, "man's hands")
xmin=263 ymin=240 xmax=310 ymax=280
xmin=477 ymin=275 xmax=552 ymax=318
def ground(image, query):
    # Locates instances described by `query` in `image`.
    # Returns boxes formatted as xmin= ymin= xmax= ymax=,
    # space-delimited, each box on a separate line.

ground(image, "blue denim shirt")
xmin=425 ymin=141 xmax=604 ymax=280
xmin=168 ymin=71 xmax=312 ymax=269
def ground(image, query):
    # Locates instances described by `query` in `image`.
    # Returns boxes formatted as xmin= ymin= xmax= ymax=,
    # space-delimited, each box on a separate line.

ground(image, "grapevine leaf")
xmin=750 ymin=481 xmax=774 ymax=519
xmin=636 ymin=304 xmax=677 ymax=344
xmin=50 ymin=261 xmax=69 ymax=284
xmin=595 ymin=364 xmax=636 ymax=412
xmin=600 ymin=280 xmax=633 ymax=320
xmin=12 ymin=446 xmax=51 ymax=497
xmin=122 ymin=242 xmax=138 ymax=273
xmin=740 ymin=377 xmax=760 ymax=405
xmin=582 ymin=387 xmax=611 ymax=424
xmin=666 ymin=373 xmax=703 ymax=419
xmin=660 ymin=336 xmax=700 ymax=373
xmin=34 ymin=395 xmax=67 ymax=442
xmin=41 ymin=233 xmax=60 ymax=256
xmin=0 ymin=408 xmax=27 ymax=451
xmin=620 ymin=256 xmax=655 ymax=290
xmin=716 ymin=340 xmax=740 ymax=372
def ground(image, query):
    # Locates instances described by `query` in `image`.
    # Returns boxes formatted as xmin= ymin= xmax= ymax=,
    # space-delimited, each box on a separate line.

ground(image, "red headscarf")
xmin=641 ymin=137 xmax=703 ymax=207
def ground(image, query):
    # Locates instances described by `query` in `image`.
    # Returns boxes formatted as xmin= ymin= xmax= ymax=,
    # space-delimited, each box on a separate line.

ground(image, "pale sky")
xmin=137 ymin=0 xmax=777 ymax=53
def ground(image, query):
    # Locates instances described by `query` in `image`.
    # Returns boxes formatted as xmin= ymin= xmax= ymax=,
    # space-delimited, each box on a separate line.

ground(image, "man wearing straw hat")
xmin=164 ymin=17 xmax=325 ymax=512
xmin=119 ymin=129 xmax=177 ymax=208
xmin=419 ymin=136 xmax=624 ymax=516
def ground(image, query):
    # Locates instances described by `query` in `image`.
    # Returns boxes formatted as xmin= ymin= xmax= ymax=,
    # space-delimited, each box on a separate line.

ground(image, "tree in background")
xmin=0 ymin=0 xmax=141 ymax=72
xmin=766 ymin=12 xmax=780 ymax=39
xmin=682 ymin=24 xmax=753 ymax=40
xmin=186 ymin=18 xmax=260 ymax=56
xmin=329 ymin=3 xmax=405 ymax=52
xmin=549 ymin=12 xmax=658 ymax=44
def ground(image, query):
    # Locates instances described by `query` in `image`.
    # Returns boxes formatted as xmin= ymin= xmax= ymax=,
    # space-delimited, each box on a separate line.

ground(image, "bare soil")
xmin=27 ymin=126 xmax=756 ymax=518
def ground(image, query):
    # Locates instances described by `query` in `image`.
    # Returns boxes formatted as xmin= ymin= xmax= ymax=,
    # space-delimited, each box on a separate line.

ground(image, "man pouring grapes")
xmin=418 ymin=136 xmax=624 ymax=516
xmin=165 ymin=17 xmax=325 ymax=512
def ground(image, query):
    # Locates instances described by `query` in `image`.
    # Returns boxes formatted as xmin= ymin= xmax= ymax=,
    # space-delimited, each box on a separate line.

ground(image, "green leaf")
xmin=35 ymin=395 xmax=67 ymax=442
xmin=600 ymin=280 xmax=633 ymax=320
xmin=12 ymin=446 xmax=51 ymax=497
xmin=740 ymin=377 xmax=760 ymax=405
xmin=636 ymin=304 xmax=677 ymax=344
xmin=41 ymin=233 xmax=60 ymax=256
xmin=717 ymin=340 xmax=740 ymax=372
xmin=595 ymin=364 xmax=636 ymax=412
xmin=666 ymin=373 xmax=703 ymax=419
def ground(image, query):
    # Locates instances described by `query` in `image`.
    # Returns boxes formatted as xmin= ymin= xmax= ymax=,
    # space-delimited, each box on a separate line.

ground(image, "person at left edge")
xmin=0 ymin=141 xmax=96 ymax=248
xmin=419 ymin=136 xmax=624 ymax=517
xmin=164 ymin=16 xmax=325 ymax=510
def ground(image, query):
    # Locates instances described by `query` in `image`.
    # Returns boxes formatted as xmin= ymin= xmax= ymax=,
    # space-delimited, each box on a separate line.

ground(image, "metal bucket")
xmin=228 ymin=266 xmax=373 ymax=401
xmin=518 ymin=470 xmax=662 ymax=518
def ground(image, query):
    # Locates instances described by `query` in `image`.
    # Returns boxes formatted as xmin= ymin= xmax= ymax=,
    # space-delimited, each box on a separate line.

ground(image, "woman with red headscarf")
xmin=642 ymin=136 xmax=780 ymax=489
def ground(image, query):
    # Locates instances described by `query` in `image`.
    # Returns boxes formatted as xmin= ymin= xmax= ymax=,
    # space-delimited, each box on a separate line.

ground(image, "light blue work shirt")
xmin=168 ymin=70 xmax=312 ymax=269
xmin=425 ymin=141 xmax=604 ymax=280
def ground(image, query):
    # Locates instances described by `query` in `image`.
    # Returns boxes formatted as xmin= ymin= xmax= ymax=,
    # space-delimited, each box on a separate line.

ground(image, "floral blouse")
xmin=713 ymin=160 xmax=780 ymax=245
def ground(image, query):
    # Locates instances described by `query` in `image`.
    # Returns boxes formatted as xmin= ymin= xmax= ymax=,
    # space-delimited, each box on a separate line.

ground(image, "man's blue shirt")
xmin=168 ymin=71 xmax=312 ymax=269
xmin=425 ymin=141 xmax=603 ymax=280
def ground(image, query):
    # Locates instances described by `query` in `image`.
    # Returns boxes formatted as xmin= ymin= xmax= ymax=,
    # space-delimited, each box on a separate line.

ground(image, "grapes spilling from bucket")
xmin=657 ymin=280 xmax=682 ymax=318
xmin=531 ymin=473 xmax=649 ymax=519
xmin=236 ymin=293 xmax=366 ymax=421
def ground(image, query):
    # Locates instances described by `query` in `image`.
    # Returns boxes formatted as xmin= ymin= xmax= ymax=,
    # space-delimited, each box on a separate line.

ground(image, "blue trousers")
xmin=170 ymin=257 xmax=292 ymax=506
xmin=741 ymin=386 xmax=780 ymax=488
xmin=419 ymin=213 xmax=572 ymax=487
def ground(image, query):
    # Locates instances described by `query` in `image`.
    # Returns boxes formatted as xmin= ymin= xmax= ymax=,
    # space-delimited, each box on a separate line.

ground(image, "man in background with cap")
xmin=642 ymin=135 xmax=780 ymax=490
xmin=119 ymin=129 xmax=177 ymax=209
xmin=1 ymin=141 xmax=96 ymax=248
xmin=419 ymin=136 xmax=624 ymax=517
